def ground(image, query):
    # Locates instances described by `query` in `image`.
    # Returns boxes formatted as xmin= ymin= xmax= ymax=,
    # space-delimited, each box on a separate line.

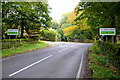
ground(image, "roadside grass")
xmin=2 ymin=41 xmax=49 ymax=58
xmin=89 ymin=53 xmax=120 ymax=79
xmin=88 ymin=42 xmax=120 ymax=79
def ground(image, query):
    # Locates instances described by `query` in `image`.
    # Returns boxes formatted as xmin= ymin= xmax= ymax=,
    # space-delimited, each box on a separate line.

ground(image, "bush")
xmin=90 ymin=42 xmax=120 ymax=70
xmin=2 ymin=39 xmax=39 ymax=49
xmin=102 ymin=42 xmax=119 ymax=56
xmin=89 ymin=53 xmax=120 ymax=79
xmin=102 ymin=42 xmax=120 ymax=70
xmin=89 ymin=42 xmax=120 ymax=79
xmin=89 ymin=42 xmax=101 ymax=54
xmin=41 ymin=30 xmax=57 ymax=41
xmin=92 ymin=67 xmax=119 ymax=79
xmin=89 ymin=53 xmax=109 ymax=67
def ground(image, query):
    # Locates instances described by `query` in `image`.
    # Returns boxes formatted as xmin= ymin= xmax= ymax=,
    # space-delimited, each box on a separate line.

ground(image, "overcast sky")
xmin=48 ymin=0 xmax=80 ymax=22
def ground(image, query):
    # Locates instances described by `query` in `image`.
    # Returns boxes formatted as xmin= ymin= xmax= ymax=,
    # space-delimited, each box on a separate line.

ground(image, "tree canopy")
xmin=2 ymin=1 xmax=52 ymax=39
xmin=58 ymin=11 xmax=92 ymax=41
xmin=75 ymin=2 xmax=120 ymax=41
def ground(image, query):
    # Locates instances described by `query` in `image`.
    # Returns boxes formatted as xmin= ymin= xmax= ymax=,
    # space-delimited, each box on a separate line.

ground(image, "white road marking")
xmin=76 ymin=53 xmax=84 ymax=79
xmin=9 ymin=55 xmax=53 ymax=77
xmin=59 ymin=48 xmax=68 ymax=53
xmin=70 ymin=46 xmax=74 ymax=48
xmin=59 ymin=45 xmax=66 ymax=47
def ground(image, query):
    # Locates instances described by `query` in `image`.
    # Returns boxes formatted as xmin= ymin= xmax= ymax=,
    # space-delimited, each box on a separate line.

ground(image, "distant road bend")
xmin=2 ymin=42 xmax=92 ymax=78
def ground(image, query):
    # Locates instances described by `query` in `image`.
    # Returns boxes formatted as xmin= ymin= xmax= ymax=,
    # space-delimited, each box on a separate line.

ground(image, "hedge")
xmin=2 ymin=39 xmax=39 ymax=49
xmin=89 ymin=42 xmax=120 ymax=79
xmin=102 ymin=42 xmax=120 ymax=70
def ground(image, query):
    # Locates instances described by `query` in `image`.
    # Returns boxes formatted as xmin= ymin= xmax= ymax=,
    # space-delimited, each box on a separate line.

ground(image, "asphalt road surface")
xmin=2 ymin=42 xmax=92 ymax=78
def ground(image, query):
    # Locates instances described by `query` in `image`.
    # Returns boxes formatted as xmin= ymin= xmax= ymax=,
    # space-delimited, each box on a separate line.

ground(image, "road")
xmin=2 ymin=42 xmax=92 ymax=78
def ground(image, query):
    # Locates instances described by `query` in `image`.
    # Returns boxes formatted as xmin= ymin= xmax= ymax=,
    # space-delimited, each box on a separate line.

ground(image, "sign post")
xmin=7 ymin=29 xmax=19 ymax=48
xmin=99 ymin=28 xmax=116 ymax=52
xmin=99 ymin=28 xmax=116 ymax=43
xmin=7 ymin=29 xmax=19 ymax=35
xmin=99 ymin=28 xmax=116 ymax=36
xmin=8 ymin=36 xmax=10 ymax=48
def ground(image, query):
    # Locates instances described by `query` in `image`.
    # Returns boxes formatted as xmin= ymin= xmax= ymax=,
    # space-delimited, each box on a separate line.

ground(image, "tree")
xmin=51 ymin=20 xmax=58 ymax=29
xmin=75 ymin=2 xmax=120 ymax=42
xmin=57 ymin=12 xmax=70 ymax=41
xmin=2 ymin=1 xmax=52 ymax=39
xmin=59 ymin=11 xmax=92 ymax=41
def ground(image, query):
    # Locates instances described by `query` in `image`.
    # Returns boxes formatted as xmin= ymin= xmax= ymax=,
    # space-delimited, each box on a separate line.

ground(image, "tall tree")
xmin=2 ymin=1 xmax=52 ymax=39
xmin=58 ymin=12 xmax=72 ymax=41
xmin=51 ymin=20 xmax=58 ymax=29
xmin=75 ymin=2 xmax=120 ymax=42
xmin=62 ymin=11 xmax=91 ymax=41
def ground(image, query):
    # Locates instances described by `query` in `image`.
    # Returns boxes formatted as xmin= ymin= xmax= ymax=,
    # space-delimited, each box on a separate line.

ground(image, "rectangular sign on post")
xmin=99 ymin=28 xmax=116 ymax=36
xmin=7 ymin=29 xmax=19 ymax=35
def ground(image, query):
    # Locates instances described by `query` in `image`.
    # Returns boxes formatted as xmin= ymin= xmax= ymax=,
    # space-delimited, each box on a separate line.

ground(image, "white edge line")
xmin=9 ymin=55 xmax=52 ymax=77
xmin=76 ymin=53 xmax=84 ymax=79
xmin=59 ymin=48 xmax=68 ymax=53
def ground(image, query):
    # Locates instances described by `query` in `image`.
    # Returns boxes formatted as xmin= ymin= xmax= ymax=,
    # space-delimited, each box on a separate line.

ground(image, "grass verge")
xmin=2 ymin=41 xmax=49 ymax=58
xmin=89 ymin=53 xmax=120 ymax=79
xmin=88 ymin=42 xmax=120 ymax=79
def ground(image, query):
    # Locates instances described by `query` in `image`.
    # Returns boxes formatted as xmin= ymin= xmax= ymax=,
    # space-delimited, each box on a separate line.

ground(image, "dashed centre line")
xmin=8 ymin=46 xmax=70 ymax=77
xmin=59 ymin=48 xmax=68 ymax=53
xmin=9 ymin=55 xmax=53 ymax=77
xmin=8 ymin=45 xmax=76 ymax=77
xmin=59 ymin=45 xmax=66 ymax=47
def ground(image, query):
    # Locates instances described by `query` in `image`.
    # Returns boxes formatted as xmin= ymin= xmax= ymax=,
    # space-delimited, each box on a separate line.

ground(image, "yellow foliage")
xmin=62 ymin=25 xmax=78 ymax=36
xmin=77 ymin=18 xmax=90 ymax=30
xmin=67 ymin=12 xmax=76 ymax=24
xmin=62 ymin=10 xmax=90 ymax=37
xmin=61 ymin=11 xmax=76 ymax=24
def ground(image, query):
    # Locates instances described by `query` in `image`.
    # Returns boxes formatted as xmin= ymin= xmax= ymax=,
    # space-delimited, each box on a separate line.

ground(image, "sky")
xmin=48 ymin=0 xmax=80 ymax=22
